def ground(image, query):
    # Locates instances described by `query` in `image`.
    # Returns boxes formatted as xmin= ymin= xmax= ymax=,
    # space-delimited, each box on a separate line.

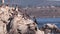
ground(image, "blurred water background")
xmin=1 ymin=0 xmax=60 ymax=7
xmin=35 ymin=18 xmax=60 ymax=28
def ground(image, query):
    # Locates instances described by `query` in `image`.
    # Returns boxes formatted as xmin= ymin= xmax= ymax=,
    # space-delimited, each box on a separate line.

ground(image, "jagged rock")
xmin=10 ymin=12 xmax=36 ymax=34
xmin=0 ymin=5 xmax=14 ymax=34
xmin=0 ymin=21 xmax=7 ymax=34
xmin=0 ymin=5 xmax=44 ymax=34
xmin=40 ymin=23 xmax=60 ymax=34
xmin=0 ymin=5 xmax=60 ymax=34
xmin=36 ymin=29 xmax=44 ymax=34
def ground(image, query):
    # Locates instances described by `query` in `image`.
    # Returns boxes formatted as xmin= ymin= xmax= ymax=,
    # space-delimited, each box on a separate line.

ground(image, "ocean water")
xmin=36 ymin=18 xmax=60 ymax=28
xmin=2 ymin=0 xmax=60 ymax=7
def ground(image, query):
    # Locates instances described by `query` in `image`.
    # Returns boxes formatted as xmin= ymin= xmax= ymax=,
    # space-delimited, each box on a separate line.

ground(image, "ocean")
xmin=36 ymin=18 xmax=60 ymax=28
xmin=2 ymin=0 xmax=60 ymax=7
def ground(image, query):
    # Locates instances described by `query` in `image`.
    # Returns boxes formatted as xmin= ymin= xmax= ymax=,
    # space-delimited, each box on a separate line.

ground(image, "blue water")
xmin=36 ymin=18 xmax=60 ymax=28
xmin=3 ymin=0 xmax=60 ymax=7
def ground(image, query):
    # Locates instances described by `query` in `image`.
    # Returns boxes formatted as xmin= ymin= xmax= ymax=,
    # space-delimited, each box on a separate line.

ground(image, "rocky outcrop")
xmin=40 ymin=23 xmax=60 ymax=34
xmin=0 ymin=5 xmax=41 ymax=34
xmin=0 ymin=5 xmax=13 ymax=34
xmin=0 ymin=5 xmax=60 ymax=34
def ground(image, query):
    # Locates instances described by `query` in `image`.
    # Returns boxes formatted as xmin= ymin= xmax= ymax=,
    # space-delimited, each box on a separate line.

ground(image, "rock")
xmin=36 ymin=30 xmax=44 ymax=34
xmin=41 ymin=23 xmax=60 ymax=34
xmin=0 ymin=5 xmax=14 ymax=34
xmin=0 ymin=5 xmax=60 ymax=34
xmin=0 ymin=21 xmax=7 ymax=34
